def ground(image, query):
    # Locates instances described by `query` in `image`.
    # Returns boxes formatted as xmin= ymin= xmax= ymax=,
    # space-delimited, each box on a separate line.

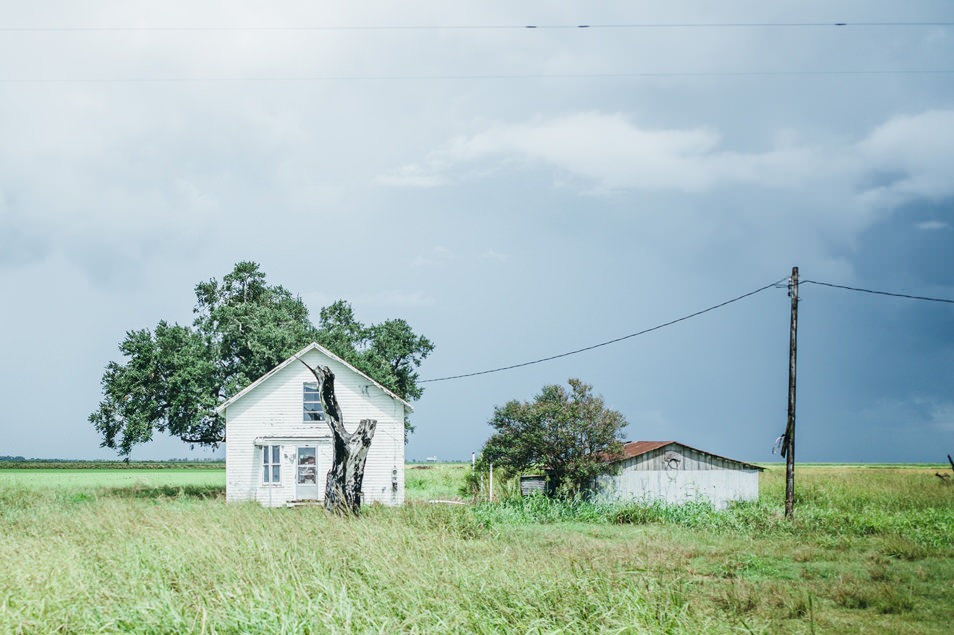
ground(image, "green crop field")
xmin=1 ymin=463 xmax=951 ymax=633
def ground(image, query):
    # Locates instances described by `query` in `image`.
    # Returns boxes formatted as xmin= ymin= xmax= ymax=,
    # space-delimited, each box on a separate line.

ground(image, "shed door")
xmin=296 ymin=447 xmax=320 ymax=500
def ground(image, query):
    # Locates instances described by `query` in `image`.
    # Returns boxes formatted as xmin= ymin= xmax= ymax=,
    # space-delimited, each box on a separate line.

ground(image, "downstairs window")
xmin=262 ymin=445 xmax=281 ymax=484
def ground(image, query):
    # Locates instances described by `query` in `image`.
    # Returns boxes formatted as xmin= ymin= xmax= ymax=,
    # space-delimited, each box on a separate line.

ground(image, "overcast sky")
xmin=2 ymin=1 xmax=952 ymax=463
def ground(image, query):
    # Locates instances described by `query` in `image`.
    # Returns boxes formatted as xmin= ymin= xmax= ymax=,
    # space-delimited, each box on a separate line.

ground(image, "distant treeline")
xmin=0 ymin=457 xmax=225 ymax=469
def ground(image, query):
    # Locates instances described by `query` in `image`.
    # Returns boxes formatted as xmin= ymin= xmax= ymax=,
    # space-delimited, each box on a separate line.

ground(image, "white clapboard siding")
xmin=597 ymin=442 xmax=761 ymax=510
xmin=221 ymin=344 xmax=407 ymax=507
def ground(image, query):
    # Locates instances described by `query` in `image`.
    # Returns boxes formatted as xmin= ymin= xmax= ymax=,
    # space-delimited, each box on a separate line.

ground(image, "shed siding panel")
xmin=600 ymin=469 xmax=759 ymax=509
xmin=225 ymin=347 xmax=405 ymax=507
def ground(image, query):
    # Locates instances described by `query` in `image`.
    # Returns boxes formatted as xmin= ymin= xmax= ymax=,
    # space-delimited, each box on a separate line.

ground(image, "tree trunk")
xmin=297 ymin=358 xmax=377 ymax=515
xmin=324 ymin=416 xmax=377 ymax=515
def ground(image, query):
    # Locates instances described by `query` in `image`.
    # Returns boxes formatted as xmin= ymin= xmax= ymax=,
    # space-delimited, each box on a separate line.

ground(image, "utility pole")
xmin=782 ymin=266 xmax=799 ymax=519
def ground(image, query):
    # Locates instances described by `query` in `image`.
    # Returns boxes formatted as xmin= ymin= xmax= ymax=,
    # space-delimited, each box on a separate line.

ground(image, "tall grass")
xmin=466 ymin=467 xmax=953 ymax=548
xmin=0 ymin=465 xmax=950 ymax=633
xmin=0 ymin=486 xmax=716 ymax=634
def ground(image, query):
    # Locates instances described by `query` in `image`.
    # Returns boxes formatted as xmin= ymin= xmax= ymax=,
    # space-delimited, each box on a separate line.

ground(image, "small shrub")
xmin=457 ymin=465 xmax=482 ymax=500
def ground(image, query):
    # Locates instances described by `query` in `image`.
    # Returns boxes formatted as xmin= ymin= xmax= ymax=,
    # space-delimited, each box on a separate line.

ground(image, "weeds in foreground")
xmin=0 ymin=465 xmax=949 ymax=634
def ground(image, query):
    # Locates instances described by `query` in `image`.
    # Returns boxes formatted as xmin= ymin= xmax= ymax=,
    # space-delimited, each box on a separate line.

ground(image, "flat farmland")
xmin=1 ymin=463 xmax=951 ymax=633
xmin=0 ymin=468 xmax=224 ymax=491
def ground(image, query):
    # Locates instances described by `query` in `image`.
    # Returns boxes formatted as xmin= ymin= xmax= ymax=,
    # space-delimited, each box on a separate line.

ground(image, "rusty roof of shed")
xmin=618 ymin=441 xmax=675 ymax=459
xmin=614 ymin=441 xmax=764 ymax=471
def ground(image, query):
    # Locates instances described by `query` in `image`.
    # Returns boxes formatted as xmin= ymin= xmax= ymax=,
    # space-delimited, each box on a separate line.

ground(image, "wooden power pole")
xmin=782 ymin=266 xmax=799 ymax=519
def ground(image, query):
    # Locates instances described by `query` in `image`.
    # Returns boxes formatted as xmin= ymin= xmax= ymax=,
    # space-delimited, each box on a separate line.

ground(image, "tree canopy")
xmin=90 ymin=262 xmax=433 ymax=455
xmin=480 ymin=379 xmax=627 ymax=497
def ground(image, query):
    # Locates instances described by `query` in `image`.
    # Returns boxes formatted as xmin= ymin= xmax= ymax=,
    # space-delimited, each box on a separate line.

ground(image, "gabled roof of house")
xmin=614 ymin=440 xmax=764 ymax=471
xmin=214 ymin=342 xmax=414 ymax=415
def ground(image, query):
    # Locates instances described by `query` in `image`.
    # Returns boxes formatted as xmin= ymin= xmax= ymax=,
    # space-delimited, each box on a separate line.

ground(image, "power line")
xmin=419 ymin=278 xmax=787 ymax=384
xmin=2 ymin=70 xmax=951 ymax=84
xmin=2 ymin=21 xmax=951 ymax=32
xmin=801 ymin=280 xmax=954 ymax=304
xmin=418 ymin=276 xmax=953 ymax=385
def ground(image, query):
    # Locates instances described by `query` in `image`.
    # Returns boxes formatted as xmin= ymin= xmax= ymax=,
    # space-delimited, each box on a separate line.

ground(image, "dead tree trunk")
xmin=297 ymin=358 xmax=377 ymax=515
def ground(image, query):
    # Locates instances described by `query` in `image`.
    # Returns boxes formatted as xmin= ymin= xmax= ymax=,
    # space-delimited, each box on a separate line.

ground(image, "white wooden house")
xmin=215 ymin=342 xmax=411 ymax=507
xmin=597 ymin=441 xmax=763 ymax=509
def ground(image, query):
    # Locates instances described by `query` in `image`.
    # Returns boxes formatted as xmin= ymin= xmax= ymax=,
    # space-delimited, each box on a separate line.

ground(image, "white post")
xmin=471 ymin=451 xmax=475 ymax=468
xmin=489 ymin=463 xmax=494 ymax=503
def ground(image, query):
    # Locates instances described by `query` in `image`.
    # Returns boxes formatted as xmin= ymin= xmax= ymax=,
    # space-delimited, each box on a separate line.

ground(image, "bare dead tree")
xmin=296 ymin=357 xmax=377 ymax=515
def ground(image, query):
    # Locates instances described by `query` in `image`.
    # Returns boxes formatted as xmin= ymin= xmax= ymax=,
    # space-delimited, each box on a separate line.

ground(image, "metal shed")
xmin=519 ymin=474 xmax=555 ymax=497
xmin=597 ymin=441 xmax=763 ymax=509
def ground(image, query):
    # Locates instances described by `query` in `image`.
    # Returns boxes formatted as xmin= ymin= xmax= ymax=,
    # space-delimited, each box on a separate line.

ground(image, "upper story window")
xmin=303 ymin=382 xmax=325 ymax=422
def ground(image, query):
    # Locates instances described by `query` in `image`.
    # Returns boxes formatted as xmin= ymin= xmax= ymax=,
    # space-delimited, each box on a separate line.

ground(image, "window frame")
xmin=296 ymin=447 xmax=318 ymax=487
xmin=262 ymin=445 xmax=281 ymax=485
xmin=303 ymin=382 xmax=325 ymax=423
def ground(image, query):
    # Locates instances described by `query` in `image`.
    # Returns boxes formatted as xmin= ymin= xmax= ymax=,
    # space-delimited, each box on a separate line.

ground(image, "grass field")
xmin=1 ymin=463 xmax=951 ymax=633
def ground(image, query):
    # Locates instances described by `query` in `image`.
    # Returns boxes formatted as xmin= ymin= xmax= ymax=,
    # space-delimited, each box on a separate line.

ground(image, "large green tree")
xmin=315 ymin=300 xmax=433 ymax=403
xmin=90 ymin=262 xmax=433 ymax=455
xmin=480 ymin=379 xmax=627 ymax=497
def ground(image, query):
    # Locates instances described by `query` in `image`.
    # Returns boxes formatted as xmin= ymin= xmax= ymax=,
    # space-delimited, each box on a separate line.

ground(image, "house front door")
xmin=296 ymin=447 xmax=320 ymax=500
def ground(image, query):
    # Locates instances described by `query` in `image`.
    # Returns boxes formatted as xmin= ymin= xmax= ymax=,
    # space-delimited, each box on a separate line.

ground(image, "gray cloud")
xmin=1 ymin=1 xmax=952 ymax=460
xmin=383 ymin=110 xmax=954 ymax=208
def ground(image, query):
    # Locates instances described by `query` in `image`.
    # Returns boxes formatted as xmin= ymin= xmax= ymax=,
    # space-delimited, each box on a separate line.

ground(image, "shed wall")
xmin=225 ymin=348 xmax=405 ymax=507
xmin=519 ymin=475 xmax=548 ymax=497
xmin=598 ymin=444 xmax=759 ymax=509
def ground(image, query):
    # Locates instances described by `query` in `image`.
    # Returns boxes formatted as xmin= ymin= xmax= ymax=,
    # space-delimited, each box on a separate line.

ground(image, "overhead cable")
xmin=419 ymin=278 xmax=787 ymax=383
xmin=800 ymin=279 xmax=954 ymax=304
xmin=2 ymin=21 xmax=951 ymax=32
